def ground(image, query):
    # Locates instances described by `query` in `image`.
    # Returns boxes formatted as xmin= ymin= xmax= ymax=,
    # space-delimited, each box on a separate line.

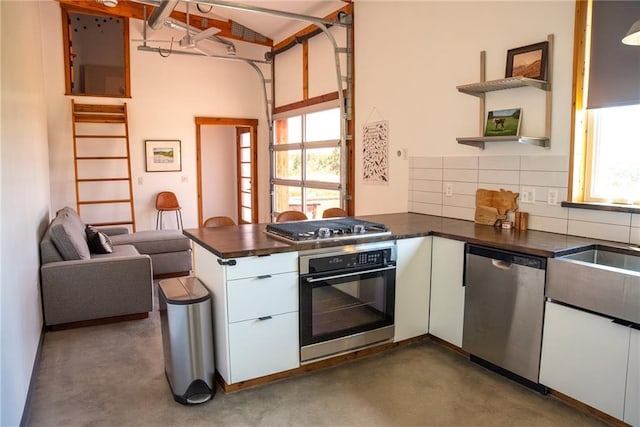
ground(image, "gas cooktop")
xmin=265 ymin=217 xmax=391 ymax=243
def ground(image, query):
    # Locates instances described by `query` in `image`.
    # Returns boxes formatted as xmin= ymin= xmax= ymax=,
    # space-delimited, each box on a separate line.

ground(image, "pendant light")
xmin=622 ymin=19 xmax=640 ymax=45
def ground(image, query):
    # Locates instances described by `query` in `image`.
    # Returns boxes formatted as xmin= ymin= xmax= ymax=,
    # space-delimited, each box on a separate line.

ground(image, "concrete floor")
xmin=28 ymin=295 xmax=607 ymax=426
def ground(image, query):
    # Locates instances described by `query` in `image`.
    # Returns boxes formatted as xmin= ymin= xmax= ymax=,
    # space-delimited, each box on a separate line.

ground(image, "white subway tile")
xmin=527 ymin=216 xmax=568 ymax=234
xmin=520 ymin=171 xmax=569 ymax=187
xmin=444 ymin=168 xmax=478 ymax=183
xmin=412 ymin=156 xmax=443 ymax=169
xmin=518 ymin=202 xmax=569 ymax=219
xmin=567 ymin=220 xmax=630 ymax=243
xmin=479 ymin=156 xmax=520 ymax=170
xmin=478 ymin=170 xmax=520 ymax=185
xmin=410 ymin=202 xmax=442 ymax=216
xmin=444 ymin=156 xmax=478 ymax=169
xmin=443 ymin=194 xmax=476 ymax=209
xmin=442 ymin=205 xmax=475 ymax=221
xmin=445 ymin=181 xmax=478 ymax=196
xmin=520 ymin=155 xmax=569 ymax=172
xmin=413 ymin=168 xmax=443 ymax=181
xmin=632 ymin=214 xmax=640 ymax=228
xmin=477 ymin=183 xmax=520 ymax=193
xmin=412 ymin=191 xmax=443 ymax=205
xmin=568 ymin=208 xmax=631 ymax=226
xmin=414 ymin=180 xmax=443 ymax=192
xmin=630 ymin=226 xmax=640 ymax=245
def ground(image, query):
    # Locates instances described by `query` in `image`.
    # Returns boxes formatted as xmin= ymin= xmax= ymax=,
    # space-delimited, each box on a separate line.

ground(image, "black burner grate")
xmin=266 ymin=218 xmax=387 ymax=241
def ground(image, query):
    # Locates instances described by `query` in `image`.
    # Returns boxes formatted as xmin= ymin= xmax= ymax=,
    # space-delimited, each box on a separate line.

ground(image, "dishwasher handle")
xmin=491 ymin=259 xmax=513 ymax=270
xmin=466 ymin=244 xmax=546 ymax=270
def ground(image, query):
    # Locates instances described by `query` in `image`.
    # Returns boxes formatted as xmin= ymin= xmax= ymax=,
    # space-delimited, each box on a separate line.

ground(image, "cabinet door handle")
xmin=256 ymin=274 xmax=272 ymax=279
xmin=258 ymin=316 xmax=272 ymax=321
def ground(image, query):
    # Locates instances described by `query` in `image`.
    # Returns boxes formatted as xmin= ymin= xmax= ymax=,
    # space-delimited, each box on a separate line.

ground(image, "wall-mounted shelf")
xmin=456 ymin=136 xmax=550 ymax=149
xmin=456 ymin=76 xmax=550 ymax=97
xmin=457 ymin=34 xmax=553 ymax=149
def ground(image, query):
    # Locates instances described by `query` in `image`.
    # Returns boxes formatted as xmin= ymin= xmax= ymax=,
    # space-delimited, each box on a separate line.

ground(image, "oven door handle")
xmin=304 ymin=265 xmax=396 ymax=283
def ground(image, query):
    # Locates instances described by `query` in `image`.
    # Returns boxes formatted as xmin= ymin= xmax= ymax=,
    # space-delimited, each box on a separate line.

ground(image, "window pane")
xmin=240 ymin=178 xmax=251 ymax=192
xmin=305 ymin=188 xmax=341 ymax=219
xmin=275 ymin=150 xmax=301 ymax=180
xmin=240 ymin=147 xmax=250 ymax=162
xmin=241 ymin=192 xmax=251 ymax=207
xmin=274 ymin=185 xmax=302 ymax=213
xmin=305 ymin=108 xmax=340 ymax=142
xmin=305 ymin=147 xmax=340 ymax=183
xmin=240 ymin=163 xmax=251 ymax=177
xmin=241 ymin=207 xmax=252 ymax=223
xmin=240 ymin=132 xmax=250 ymax=148
xmin=275 ymin=116 xmax=302 ymax=144
xmin=590 ymin=105 xmax=640 ymax=202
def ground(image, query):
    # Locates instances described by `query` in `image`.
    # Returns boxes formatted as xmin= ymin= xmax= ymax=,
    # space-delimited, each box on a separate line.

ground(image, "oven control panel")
xmin=308 ymin=248 xmax=393 ymax=273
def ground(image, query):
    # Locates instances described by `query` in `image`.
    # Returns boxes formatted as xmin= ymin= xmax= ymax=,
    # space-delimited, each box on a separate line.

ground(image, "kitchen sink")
xmin=547 ymin=245 xmax=640 ymax=324
xmin=559 ymin=245 xmax=640 ymax=273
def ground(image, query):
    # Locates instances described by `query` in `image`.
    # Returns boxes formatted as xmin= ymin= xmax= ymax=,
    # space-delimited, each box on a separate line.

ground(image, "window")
xmin=571 ymin=0 xmax=640 ymax=205
xmin=61 ymin=5 xmax=130 ymax=97
xmin=584 ymin=105 xmax=640 ymax=204
xmin=272 ymin=107 xmax=342 ymax=219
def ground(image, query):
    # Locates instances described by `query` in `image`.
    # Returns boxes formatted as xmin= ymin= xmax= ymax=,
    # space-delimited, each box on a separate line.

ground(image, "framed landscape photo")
xmin=145 ymin=140 xmax=181 ymax=172
xmin=484 ymin=108 xmax=522 ymax=137
xmin=505 ymin=41 xmax=548 ymax=80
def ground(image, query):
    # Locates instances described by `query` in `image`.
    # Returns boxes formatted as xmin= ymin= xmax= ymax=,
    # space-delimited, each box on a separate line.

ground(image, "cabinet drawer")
xmin=225 ymin=251 xmax=298 ymax=280
xmin=227 ymin=272 xmax=298 ymax=323
xmin=228 ymin=311 xmax=299 ymax=383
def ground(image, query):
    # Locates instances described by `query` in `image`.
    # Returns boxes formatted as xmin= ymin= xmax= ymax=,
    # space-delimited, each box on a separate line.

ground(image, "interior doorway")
xmin=195 ymin=117 xmax=258 ymax=226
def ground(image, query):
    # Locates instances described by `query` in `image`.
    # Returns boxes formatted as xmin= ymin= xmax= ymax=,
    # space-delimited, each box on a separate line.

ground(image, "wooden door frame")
xmin=195 ymin=117 xmax=259 ymax=226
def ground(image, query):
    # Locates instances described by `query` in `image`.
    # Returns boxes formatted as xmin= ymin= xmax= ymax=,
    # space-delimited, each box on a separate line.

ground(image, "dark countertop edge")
xmin=185 ymin=213 xmax=636 ymax=260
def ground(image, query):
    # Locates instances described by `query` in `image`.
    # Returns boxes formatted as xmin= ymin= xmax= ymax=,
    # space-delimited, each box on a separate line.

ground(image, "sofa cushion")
xmin=110 ymin=230 xmax=191 ymax=255
xmin=49 ymin=210 xmax=90 ymax=260
xmin=85 ymin=225 xmax=113 ymax=254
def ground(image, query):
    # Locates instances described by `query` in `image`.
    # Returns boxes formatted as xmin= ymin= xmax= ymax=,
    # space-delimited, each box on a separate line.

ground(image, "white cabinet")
xmin=394 ymin=237 xmax=432 ymax=342
xmin=429 ymin=236 xmax=465 ymax=347
xmin=625 ymin=328 xmax=639 ymax=426
xmin=193 ymin=244 xmax=299 ymax=385
xmin=540 ymin=301 xmax=638 ymax=422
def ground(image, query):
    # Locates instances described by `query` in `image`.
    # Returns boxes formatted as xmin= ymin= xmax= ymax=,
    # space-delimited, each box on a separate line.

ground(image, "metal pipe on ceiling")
xmin=186 ymin=0 xmax=347 ymax=27
xmin=148 ymin=0 xmax=180 ymax=30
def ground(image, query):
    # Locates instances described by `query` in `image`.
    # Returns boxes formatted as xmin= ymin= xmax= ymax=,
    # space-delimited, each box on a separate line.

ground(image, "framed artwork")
xmin=145 ymin=140 xmax=181 ymax=172
xmin=505 ymin=41 xmax=548 ymax=80
xmin=484 ymin=108 xmax=522 ymax=137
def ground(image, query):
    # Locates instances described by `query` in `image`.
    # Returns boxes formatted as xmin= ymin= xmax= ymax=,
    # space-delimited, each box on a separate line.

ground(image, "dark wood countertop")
xmin=183 ymin=213 xmax=602 ymax=259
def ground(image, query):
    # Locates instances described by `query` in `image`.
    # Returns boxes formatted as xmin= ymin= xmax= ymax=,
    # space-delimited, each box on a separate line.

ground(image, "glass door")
xmin=236 ymin=127 xmax=257 ymax=224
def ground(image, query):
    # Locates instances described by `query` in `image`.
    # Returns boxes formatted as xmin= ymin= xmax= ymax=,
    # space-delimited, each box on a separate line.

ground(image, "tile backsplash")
xmin=409 ymin=155 xmax=640 ymax=245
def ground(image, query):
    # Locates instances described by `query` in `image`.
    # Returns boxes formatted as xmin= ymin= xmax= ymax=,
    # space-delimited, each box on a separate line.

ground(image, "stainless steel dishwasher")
xmin=463 ymin=244 xmax=547 ymax=391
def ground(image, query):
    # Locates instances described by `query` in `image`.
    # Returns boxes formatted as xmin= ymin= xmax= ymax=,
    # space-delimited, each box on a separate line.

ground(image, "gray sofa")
xmin=40 ymin=207 xmax=192 ymax=327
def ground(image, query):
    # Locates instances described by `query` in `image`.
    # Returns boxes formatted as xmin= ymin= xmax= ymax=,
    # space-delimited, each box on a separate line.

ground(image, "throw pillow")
xmin=85 ymin=225 xmax=113 ymax=254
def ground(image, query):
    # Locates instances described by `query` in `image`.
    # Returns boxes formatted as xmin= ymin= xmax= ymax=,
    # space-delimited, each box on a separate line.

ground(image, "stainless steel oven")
xmin=299 ymin=241 xmax=396 ymax=364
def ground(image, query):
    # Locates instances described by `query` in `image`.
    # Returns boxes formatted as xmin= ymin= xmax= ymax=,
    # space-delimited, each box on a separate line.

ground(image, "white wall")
xmin=201 ymin=126 xmax=238 ymax=223
xmin=0 ymin=1 xmax=52 ymax=425
xmin=354 ymin=0 xmax=575 ymax=215
xmin=40 ymin=1 xmax=272 ymax=228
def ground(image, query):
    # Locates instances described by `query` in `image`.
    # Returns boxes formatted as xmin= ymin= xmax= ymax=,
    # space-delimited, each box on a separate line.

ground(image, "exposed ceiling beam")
xmin=57 ymin=0 xmax=273 ymax=47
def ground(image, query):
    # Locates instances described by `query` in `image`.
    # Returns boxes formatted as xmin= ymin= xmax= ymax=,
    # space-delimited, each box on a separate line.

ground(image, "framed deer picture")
xmin=484 ymin=108 xmax=522 ymax=137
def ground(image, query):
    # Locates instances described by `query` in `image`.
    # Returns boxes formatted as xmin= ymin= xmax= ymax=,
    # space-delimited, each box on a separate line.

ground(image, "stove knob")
xmin=318 ymin=227 xmax=331 ymax=238
xmin=353 ymin=224 xmax=366 ymax=234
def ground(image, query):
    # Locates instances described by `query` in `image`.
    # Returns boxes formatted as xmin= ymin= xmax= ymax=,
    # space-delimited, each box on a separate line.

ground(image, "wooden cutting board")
xmin=474 ymin=188 xmax=519 ymax=225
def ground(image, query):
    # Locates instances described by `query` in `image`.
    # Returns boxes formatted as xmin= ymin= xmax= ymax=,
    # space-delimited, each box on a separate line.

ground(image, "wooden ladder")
xmin=71 ymin=100 xmax=136 ymax=231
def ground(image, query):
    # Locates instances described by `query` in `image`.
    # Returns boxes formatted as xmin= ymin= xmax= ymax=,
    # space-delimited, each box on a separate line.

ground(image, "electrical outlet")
xmin=181 ymin=176 xmax=188 ymax=183
xmin=402 ymin=148 xmax=408 ymax=160
xmin=521 ymin=188 xmax=535 ymax=204
xmin=548 ymin=189 xmax=558 ymax=205
xmin=445 ymin=183 xmax=453 ymax=197
xmin=137 ymin=177 xmax=143 ymax=185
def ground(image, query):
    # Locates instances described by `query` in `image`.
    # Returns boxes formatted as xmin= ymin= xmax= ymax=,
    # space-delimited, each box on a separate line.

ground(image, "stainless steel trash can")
xmin=158 ymin=277 xmax=215 ymax=405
